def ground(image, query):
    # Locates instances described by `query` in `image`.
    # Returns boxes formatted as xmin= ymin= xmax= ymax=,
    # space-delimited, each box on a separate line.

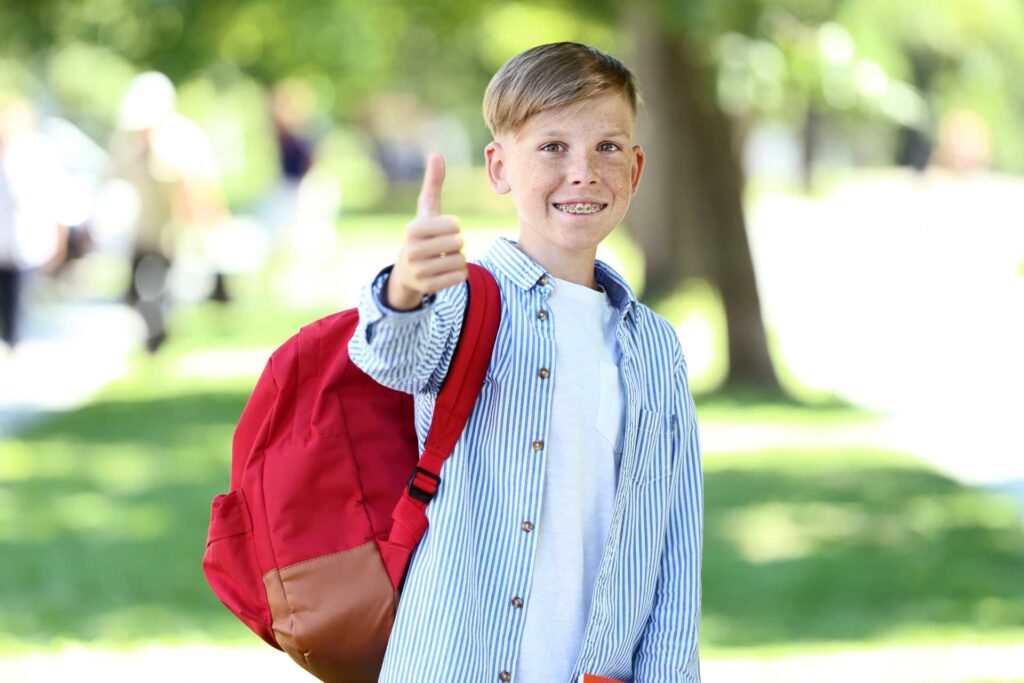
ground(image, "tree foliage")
xmin=3 ymin=0 xmax=1021 ymax=169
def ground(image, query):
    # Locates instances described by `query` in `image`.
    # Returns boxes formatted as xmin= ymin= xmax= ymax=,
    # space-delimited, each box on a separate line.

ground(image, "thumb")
xmin=416 ymin=153 xmax=446 ymax=218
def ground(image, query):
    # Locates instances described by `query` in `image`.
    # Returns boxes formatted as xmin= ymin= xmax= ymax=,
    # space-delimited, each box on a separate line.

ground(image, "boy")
xmin=349 ymin=42 xmax=702 ymax=682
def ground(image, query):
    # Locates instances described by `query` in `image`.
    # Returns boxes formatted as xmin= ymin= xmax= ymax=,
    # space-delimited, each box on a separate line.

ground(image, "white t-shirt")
xmin=515 ymin=275 xmax=626 ymax=682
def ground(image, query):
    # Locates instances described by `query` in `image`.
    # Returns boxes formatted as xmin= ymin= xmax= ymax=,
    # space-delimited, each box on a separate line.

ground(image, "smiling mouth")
xmin=553 ymin=202 xmax=608 ymax=215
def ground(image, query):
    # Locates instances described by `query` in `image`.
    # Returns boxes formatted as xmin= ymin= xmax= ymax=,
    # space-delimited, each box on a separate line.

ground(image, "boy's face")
xmin=485 ymin=91 xmax=645 ymax=263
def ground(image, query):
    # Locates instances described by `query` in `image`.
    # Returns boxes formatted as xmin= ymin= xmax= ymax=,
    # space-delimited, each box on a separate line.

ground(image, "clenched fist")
xmin=385 ymin=154 xmax=469 ymax=311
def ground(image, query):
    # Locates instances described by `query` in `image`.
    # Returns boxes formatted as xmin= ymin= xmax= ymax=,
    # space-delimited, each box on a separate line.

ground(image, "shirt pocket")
xmin=629 ymin=407 xmax=675 ymax=486
xmin=596 ymin=360 xmax=624 ymax=452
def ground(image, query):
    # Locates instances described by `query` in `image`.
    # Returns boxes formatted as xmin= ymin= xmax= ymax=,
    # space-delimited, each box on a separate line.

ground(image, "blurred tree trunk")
xmin=802 ymin=104 xmax=823 ymax=193
xmin=896 ymin=47 xmax=940 ymax=171
xmin=628 ymin=2 xmax=779 ymax=390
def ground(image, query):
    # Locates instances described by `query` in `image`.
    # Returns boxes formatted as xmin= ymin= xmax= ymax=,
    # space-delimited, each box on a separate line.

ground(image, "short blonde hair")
xmin=483 ymin=42 xmax=640 ymax=137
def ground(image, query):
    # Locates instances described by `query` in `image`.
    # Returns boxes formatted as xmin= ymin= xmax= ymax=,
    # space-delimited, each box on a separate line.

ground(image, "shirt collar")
xmin=484 ymin=236 xmax=642 ymax=324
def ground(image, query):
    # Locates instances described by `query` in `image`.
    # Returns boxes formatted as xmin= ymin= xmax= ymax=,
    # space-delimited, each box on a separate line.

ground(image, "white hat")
xmin=118 ymin=71 xmax=176 ymax=131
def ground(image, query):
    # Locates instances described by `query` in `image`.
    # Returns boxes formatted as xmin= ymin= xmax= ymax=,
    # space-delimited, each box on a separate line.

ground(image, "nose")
xmin=568 ymin=149 xmax=598 ymax=186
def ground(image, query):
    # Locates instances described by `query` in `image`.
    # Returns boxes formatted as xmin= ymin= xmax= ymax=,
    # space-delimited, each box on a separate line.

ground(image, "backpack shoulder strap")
xmin=425 ymin=263 xmax=501 ymax=456
xmin=387 ymin=263 xmax=500 ymax=550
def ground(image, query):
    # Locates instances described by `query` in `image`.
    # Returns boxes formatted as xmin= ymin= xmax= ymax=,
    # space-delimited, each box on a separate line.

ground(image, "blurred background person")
xmin=264 ymin=78 xmax=317 ymax=237
xmin=107 ymin=71 xmax=229 ymax=353
xmin=0 ymin=97 xmax=68 ymax=357
xmin=259 ymin=78 xmax=343 ymax=306
xmin=933 ymin=109 xmax=993 ymax=174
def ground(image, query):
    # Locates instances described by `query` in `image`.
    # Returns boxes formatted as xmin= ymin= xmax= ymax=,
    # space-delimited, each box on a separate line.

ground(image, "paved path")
xmin=0 ymin=300 xmax=139 ymax=438
xmin=741 ymin=171 xmax=1024 ymax=499
xmin=701 ymin=415 xmax=1024 ymax=499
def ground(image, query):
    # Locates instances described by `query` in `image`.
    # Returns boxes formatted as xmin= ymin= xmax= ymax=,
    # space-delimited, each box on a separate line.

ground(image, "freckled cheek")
xmin=599 ymin=158 xmax=633 ymax=192
xmin=515 ymin=158 xmax=548 ymax=178
xmin=603 ymin=173 xmax=634 ymax=197
xmin=518 ymin=162 xmax=564 ymax=202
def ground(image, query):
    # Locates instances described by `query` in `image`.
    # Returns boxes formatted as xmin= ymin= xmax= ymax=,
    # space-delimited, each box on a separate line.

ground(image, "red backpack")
xmin=202 ymin=264 xmax=500 ymax=682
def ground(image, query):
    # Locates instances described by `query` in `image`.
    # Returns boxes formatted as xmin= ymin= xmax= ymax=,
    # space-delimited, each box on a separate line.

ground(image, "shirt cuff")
xmin=370 ymin=265 xmax=437 ymax=318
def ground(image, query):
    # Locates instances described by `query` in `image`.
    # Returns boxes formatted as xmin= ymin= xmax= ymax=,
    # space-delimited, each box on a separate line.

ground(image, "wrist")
xmin=385 ymin=273 xmax=426 ymax=311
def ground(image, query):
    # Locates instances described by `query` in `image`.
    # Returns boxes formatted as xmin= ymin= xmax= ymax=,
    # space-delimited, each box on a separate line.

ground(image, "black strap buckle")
xmin=407 ymin=466 xmax=442 ymax=504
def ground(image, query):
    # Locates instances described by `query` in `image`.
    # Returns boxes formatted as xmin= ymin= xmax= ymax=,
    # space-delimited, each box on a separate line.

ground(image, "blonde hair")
xmin=483 ymin=42 xmax=640 ymax=137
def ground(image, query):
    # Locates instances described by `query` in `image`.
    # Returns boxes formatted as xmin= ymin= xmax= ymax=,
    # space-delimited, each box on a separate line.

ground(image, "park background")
xmin=1 ymin=0 xmax=1023 ymax=681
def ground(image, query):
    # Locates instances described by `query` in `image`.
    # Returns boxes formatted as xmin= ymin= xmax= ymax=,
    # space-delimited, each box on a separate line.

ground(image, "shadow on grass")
xmin=703 ymin=450 xmax=1024 ymax=647
xmin=2 ymin=391 xmax=1023 ymax=650
xmin=698 ymin=382 xmax=856 ymax=410
xmin=0 ymin=390 xmax=252 ymax=647
xmin=23 ymin=392 xmax=250 ymax=447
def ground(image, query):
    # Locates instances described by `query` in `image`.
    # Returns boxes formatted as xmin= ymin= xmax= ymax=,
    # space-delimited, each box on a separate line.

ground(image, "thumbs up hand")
xmin=386 ymin=154 xmax=469 ymax=311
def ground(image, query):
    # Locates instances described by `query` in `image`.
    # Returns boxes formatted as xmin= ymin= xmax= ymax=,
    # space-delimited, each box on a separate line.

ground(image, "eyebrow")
xmin=536 ymin=128 xmax=630 ymax=138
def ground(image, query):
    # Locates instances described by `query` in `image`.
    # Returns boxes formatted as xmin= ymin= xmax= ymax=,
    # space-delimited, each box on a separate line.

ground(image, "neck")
xmin=515 ymin=233 xmax=598 ymax=290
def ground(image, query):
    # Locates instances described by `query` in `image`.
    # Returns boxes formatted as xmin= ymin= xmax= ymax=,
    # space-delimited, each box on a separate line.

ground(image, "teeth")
xmin=556 ymin=202 xmax=604 ymax=214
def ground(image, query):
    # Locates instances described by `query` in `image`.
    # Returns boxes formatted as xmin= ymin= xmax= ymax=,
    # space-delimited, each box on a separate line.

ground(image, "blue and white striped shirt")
xmin=349 ymin=237 xmax=702 ymax=682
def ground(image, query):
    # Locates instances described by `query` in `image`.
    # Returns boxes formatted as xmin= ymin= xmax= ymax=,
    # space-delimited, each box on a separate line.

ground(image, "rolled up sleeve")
xmin=348 ymin=264 xmax=468 ymax=396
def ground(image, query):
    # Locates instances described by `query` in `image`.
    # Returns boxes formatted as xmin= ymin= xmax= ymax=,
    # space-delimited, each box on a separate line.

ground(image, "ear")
xmin=630 ymin=144 xmax=646 ymax=196
xmin=485 ymin=140 xmax=511 ymax=195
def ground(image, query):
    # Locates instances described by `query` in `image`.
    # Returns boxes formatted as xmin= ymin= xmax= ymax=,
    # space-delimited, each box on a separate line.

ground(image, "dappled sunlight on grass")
xmin=723 ymin=501 xmax=870 ymax=563
xmin=0 ymin=295 xmax=345 ymax=650
xmin=0 ymin=382 xmax=256 ymax=647
xmin=51 ymin=493 xmax=171 ymax=540
xmin=695 ymin=385 xmax=872 ymax=423
xmin=703 ymin=448 xmax=1024 ymax=650
xmin=1 ymin=444 xmax=161 ymax=491
xmin=159 ymin=303 xmax=335 ymax=356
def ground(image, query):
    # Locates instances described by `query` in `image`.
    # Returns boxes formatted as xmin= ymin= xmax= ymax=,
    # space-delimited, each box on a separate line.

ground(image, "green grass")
xmin=0 ymin=303 xmax=320 ymax=654
xmin=701 ymin=448 xmax=1024 ymax=655
xmin=2 ymin=241 xmax=1023 ymax=656
xmin=694 ymin=384 xmax=874 ymax=425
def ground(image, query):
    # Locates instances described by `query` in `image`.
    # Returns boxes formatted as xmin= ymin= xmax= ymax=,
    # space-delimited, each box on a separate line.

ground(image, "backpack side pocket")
xmin=202 ymin=489 xmax=277 ymax=647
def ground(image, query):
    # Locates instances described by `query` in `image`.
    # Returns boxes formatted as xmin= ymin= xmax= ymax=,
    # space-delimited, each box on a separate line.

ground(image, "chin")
xmin=547 ymin=224 xmax=612 ymax=253
xmin=557 ymin=217 xmax=621 ymax=245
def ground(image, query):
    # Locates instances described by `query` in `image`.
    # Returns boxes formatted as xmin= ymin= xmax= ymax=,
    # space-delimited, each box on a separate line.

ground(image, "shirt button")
xmin=537 ymin=309 xmax=548 ymax=320
xmin=521 ymin=521 xmax=534 ymax=532
xmin=538 ymin=367 xmax=549 ymax=379
xmin=532 ymin=440 xmax=544 ymax=451
xmin=538 ymin=275 xmax=549 ymax=286
xmin=511 ymin=596 xmax=524 ymax=609
xmin=499 ymin=672 xmax=511 ymax=682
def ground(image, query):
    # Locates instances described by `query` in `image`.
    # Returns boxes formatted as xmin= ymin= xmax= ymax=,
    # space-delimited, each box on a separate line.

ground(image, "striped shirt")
xmin=349 ymin=236 xmax=703 ymax=682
